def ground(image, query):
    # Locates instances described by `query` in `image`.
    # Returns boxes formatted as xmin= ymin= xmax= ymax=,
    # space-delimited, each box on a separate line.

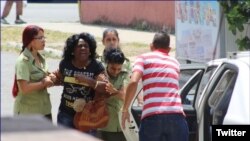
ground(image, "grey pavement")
xmin=1 ymin=3 xmax=79 ymax=23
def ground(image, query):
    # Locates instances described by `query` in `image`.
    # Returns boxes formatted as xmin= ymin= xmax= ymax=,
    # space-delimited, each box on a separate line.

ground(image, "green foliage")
xmin=219 ymin=0 xmax=250 ymax=50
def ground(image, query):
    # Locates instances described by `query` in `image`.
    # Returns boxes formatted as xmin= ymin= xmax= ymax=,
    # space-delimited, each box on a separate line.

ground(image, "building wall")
xmin=79 ymin=1 xmax=175 ymax=29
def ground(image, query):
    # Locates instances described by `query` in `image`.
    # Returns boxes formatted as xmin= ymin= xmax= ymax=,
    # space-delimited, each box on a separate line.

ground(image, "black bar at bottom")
xmin=212 ymin=125 xmax=250 ymax=141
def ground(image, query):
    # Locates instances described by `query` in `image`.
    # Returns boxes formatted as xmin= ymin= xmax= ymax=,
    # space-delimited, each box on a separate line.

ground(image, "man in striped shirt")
xmin=121 ymin=31 xmax=189 ymax=141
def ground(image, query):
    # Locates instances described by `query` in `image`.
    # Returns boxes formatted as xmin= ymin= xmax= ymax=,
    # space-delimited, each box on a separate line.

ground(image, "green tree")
xmin=219 ymin=0 xmax=250 ymax=50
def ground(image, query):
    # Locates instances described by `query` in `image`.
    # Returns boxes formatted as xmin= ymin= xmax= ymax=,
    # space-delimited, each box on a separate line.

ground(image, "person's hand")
xmin=73 ymin=98 xmax=86 ymax=112
xmin=121 ymin=109 xmax=130 ymax=129
xmin=49 ymin=73 xmax=57 ymax=83
xmin=51 ymin=70 xmax=63 ymax=85
xmin=96 ymin=73 xmax=108 ymax=82
xmin=74 ymin=74 xmax=89 ymax=85
xmin=105 ymin=83 xmax=118 ymax=95
xmin=43 ymin=76 xmax=54 ymax=88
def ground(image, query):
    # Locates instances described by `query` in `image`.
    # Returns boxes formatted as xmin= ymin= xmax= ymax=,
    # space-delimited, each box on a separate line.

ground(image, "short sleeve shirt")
xmin=133 ymin=49 xmax=184 ymax=120
xmin=99 ymin=61 xmax=129 ymax=132
xmin=58 ymin=59 xmax=105 ymax=116
xmin=14 ymin=48 xmax=51 ymax=115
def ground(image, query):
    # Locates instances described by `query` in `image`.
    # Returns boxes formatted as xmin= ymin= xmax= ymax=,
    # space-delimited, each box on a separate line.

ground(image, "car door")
xmin=119 ymin=64 xmax=205 ymax=141
xmin=180 ymin=69 xmax=204 ymax=141
xmin=196 ymin=63 xmax=239 ymax=141
xmin=197 ymin=61 xmax=249 ymax=141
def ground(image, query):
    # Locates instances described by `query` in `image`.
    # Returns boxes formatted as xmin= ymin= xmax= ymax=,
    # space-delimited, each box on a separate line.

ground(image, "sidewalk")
xmin=5 ymin=22 xmax=176 ymax=48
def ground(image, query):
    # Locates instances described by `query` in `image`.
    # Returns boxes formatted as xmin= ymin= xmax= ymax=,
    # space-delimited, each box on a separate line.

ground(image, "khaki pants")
xmin=2 ymin=0 xmax=23 ymax=18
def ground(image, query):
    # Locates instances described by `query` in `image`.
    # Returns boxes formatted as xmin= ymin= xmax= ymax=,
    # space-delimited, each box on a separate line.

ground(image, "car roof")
xmin=180 ymin=63 xmax=206 ymax=70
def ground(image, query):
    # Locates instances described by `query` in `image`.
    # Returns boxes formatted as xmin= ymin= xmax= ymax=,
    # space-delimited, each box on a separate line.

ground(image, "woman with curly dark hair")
xmin=55 ymin=32 xmax=108 ymax=135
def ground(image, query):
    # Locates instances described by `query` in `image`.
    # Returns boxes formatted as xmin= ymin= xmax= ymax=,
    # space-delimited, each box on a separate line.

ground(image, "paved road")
xmin=1 ymin=51 xmax=63 ymax=124
xmin=1 ymin=3 xmax=79 ymax=24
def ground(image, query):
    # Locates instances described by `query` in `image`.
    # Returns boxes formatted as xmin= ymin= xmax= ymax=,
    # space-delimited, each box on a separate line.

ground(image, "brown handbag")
xmin=73 ymin=95 xmax=109 ymax=132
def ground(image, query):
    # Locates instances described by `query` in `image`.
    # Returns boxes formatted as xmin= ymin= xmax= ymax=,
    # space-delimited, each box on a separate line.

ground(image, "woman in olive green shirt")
xmin=97 ymin=48 xmax=129 ymax=141
xmin=14 ymin=25 xmax=55 ymax=120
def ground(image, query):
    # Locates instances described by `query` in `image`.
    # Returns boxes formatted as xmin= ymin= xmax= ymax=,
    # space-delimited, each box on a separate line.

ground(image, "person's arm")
xmin=18 ymin=76 xmax=54 ymax=94
xmin=16 ymin=58 xmax=51 ymax=94
xmin=121 ymin=71 xmax=142 ymax=129
xmin=114 ymin=86 xmax=125 ymax=101
xmin=137 ymin=92 xmax=144 ymax=106
xmin=74 ymin=72 xmax=109 ymax=94
xmin=50 ymin=69 xmax=63 ymax=86
xmin=105 ymin=83 xmax=125 ymax=100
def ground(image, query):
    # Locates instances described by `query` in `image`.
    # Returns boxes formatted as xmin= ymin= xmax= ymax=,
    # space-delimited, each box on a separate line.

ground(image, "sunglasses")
xmin=34 ymin=36 xmax=46 ymax=40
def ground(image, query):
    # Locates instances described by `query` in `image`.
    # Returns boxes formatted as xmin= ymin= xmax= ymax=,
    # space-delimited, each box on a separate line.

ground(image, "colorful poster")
xmin=175 ymin=1 xmax=220 ymax=63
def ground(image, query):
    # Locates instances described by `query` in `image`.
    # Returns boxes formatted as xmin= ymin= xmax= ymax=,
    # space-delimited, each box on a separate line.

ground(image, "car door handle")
xmin=129 ymin=126 xmax=135 ymax=129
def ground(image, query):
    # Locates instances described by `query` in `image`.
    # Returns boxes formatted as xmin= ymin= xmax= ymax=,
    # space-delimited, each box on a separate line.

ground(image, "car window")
xmin=198 ymin=66 xmax=217 ymax=95
xmin=208 ymin=69 xmax=237 ymax=124
xmin=179 ymin=69 xmax=200 ymax=88
xmin=181 ymin=70 xmax=204 ymax=106
xmin=195 ymin=65 xmax=218 ymax=109
xmin=183 ymin=83 xmax=198 ymax=105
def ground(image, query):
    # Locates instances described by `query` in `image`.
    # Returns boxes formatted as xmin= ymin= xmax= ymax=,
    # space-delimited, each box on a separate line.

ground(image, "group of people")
xmin=13 ymin=24 xmax=189 ymax=141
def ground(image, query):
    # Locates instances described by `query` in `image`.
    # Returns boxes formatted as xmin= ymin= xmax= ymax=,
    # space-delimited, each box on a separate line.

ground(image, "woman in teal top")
xmin=14 ymin=25 xmax=55 ymax=120
xmin=97 ymin=48 xmax=129 ymax=141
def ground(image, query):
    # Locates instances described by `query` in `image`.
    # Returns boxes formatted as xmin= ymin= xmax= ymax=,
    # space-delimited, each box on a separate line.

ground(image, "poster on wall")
xmin=175 ymin=1 xmax=220 ymax=63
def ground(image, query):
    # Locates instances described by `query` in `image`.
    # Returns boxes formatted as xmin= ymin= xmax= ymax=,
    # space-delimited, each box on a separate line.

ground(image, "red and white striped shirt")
xmin=133 ymin=49 xmax=185 ymax=120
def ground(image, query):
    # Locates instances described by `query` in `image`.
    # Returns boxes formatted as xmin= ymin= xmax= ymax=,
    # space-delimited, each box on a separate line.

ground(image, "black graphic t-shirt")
xmin=58 ymin=59 xmax=104 ymax=116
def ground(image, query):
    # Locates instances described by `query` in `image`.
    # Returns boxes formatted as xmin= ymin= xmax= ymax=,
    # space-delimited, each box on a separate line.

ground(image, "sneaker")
xmin=15 ymin=19 xmax=26 ymax=24
xmin=1 ymin=18 xmax=9 ymax=24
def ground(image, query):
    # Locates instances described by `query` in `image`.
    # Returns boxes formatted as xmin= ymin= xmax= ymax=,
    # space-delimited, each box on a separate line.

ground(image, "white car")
xmin=119 ymin=51 xmax=250 ymax=141
xmin=196 ymin=52 xmax=250 ymax=141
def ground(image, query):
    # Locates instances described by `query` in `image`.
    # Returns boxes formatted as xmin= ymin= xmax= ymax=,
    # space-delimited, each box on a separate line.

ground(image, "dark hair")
xmin=104 ymin=48 xmax=125 ymax=65
xmin=22 ymin=25 xmax=44 ymax=52
xmin=102 ymin=28 xmax=119 ymax=40
xmin=152 ymin=31 xmax=170 ymax=49
xmin=62 ymin=32 xmax=97 ymax=61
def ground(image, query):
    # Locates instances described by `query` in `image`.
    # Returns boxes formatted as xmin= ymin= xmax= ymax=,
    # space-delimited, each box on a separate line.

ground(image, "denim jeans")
xmin=57 ymin=111 xmax=97 ymax=136
xmin=139 ymin=114 xmax=189 ymax=141
xmin=57 ymin=111 xmax=75 ymax=129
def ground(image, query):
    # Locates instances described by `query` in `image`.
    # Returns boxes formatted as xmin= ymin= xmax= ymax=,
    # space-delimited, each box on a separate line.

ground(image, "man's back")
xmin=122 ymin=31 xmax=189 ymax=141
xmin=133 ymin=49 xmax=184 ymax=119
